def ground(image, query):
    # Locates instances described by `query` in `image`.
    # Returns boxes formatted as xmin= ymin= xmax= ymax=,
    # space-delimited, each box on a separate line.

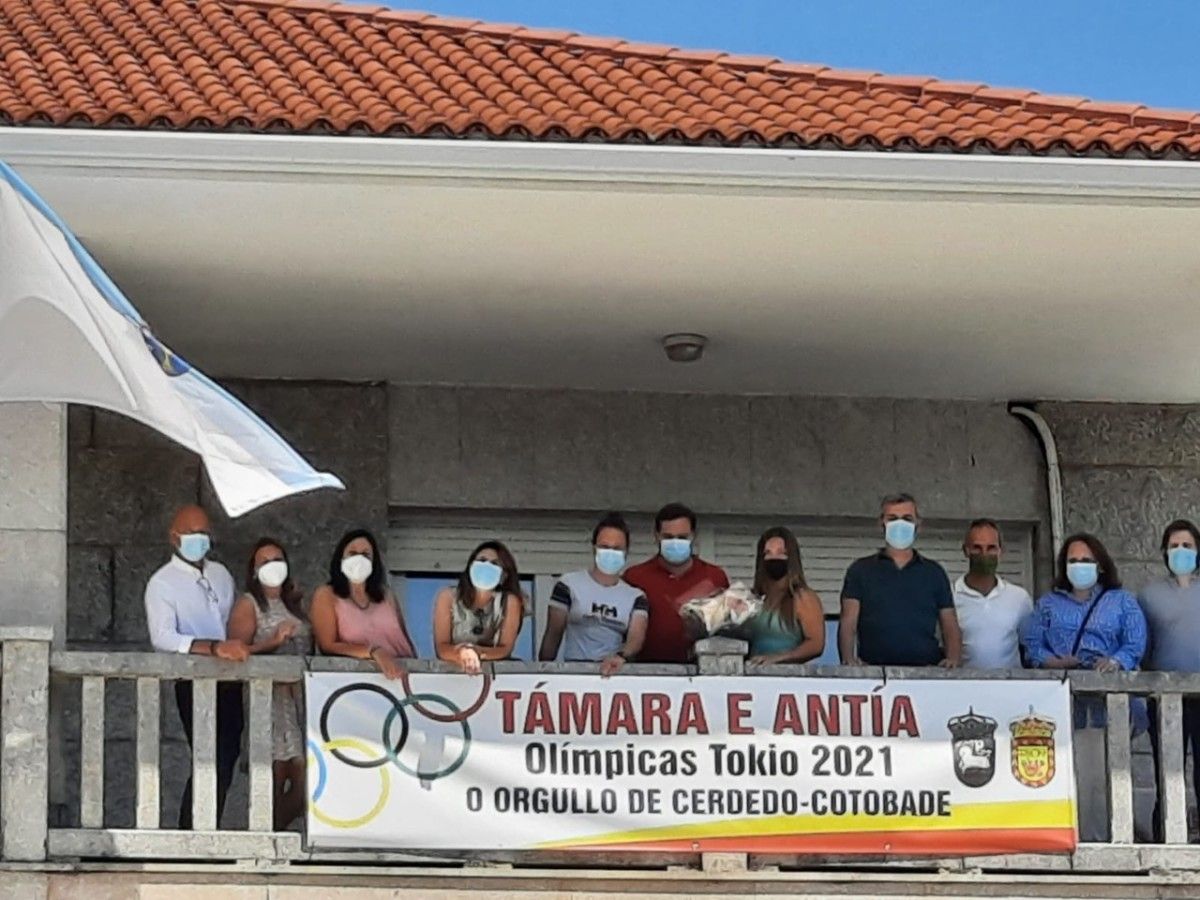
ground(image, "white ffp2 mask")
xmin=340 ymin=554 xmax=373 ymax=585
xmin=256 ymin=560 xmax=288 ymax=589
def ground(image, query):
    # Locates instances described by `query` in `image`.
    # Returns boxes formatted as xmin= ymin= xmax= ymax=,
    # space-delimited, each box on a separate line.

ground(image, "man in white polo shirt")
xmin=953 ymin=518 xmax=1033 ymax=670
xmin=144 ymin=504 xmax=249 ymax=828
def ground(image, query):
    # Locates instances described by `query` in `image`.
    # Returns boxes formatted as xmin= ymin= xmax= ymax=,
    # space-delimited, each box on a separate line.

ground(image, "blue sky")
xmin=378 ymin=0 xmax=1200 ymax=109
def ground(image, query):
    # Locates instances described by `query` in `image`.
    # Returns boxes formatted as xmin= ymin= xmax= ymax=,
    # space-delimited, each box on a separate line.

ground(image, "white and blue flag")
xmin=0 ymin=162 xmax=343 ymax=516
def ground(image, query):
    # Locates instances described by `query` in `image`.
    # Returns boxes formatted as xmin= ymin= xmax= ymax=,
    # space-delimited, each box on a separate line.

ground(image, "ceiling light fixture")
xmin=661 ymin=333 xmax=708 ymax=363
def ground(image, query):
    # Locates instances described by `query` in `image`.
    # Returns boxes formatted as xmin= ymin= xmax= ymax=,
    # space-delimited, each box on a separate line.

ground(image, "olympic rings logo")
xmin=308 ymin=674 xmax=491 ymax=829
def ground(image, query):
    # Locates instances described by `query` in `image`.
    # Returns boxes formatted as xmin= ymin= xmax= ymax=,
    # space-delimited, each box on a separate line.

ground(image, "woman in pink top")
xmin=311 ymin=529 xmax=416 ymax=679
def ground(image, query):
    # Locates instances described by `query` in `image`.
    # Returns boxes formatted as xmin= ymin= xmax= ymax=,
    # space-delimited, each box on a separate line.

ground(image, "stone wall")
xmin=388 ymin=386 xmax=1048 ymax=525
xmin=1040 ymin=402 xmax=1200 ymax=594
xmin=67 ymin=381 xmax=389 ymax=646
xmin=61 ymin=380 xmax=387 ymax=827
xmin=66 ymin=383 xmax=1052 ymax=651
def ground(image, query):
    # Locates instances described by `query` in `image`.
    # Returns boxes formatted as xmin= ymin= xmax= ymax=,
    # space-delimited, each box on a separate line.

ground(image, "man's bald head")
xmin=169 ymin=505 xmax=210 ymax=540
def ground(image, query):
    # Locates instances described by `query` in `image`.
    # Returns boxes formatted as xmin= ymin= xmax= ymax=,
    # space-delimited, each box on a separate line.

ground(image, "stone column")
xmin=0 ymin=402 xmax=67 ymax=639
xmin=694 ymin=637 xmax=750 ymax=875
xmin=0 ymin=402 xmax=68 ymax=830
xmin=0 ymin=629 xmax=52 ymax=860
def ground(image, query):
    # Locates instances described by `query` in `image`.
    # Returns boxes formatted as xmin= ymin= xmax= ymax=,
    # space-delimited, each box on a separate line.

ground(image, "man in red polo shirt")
xmin=623 ymin=503 xmax=730 ymax=663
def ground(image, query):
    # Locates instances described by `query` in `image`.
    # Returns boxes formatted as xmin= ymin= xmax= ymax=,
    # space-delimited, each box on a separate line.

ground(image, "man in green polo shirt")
xmin=837 ymin=493 xmax=963 ymax=667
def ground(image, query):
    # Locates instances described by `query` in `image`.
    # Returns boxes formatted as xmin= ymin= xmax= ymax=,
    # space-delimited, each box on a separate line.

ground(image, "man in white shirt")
xmin=952 ymin=518 xmax=1033 ymax=670
xmin=144 ymin=504 xmax=249 ymax=828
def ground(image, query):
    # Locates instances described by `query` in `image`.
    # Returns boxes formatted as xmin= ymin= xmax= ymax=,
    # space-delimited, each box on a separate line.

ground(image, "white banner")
xmin=0 ymin=162 xmax=343 ymax=517
xmin=306 ymin=672 xmax=1075 ymax=854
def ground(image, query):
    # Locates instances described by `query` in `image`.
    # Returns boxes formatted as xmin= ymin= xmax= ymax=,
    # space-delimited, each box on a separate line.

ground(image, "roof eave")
xmin=3 ymin=127 xmax=1200 ymax=204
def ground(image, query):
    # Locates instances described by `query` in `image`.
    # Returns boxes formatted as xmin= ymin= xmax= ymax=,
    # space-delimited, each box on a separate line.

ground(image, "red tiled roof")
xmin=2 ymin=0 xmax=1199 ymax=159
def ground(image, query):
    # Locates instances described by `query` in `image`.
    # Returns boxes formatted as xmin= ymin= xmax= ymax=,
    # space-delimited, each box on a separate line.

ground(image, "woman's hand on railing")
xmin=214 ymin=639 xmax=250 ymax=662
xmin=1093 ymin=657 xmax=1122 ymax=674
xmin=457 ymin=645 xmax=482 ymax=675
xmin=1041 ymin=654 xmax=1080 ymax=670
xmin=368 ymin=647 xmax=405 ymax=680
xmin=271 ymin=621 xmax=297 ymax=646
xmin=748 ymin=653 xmax=786 ymax=666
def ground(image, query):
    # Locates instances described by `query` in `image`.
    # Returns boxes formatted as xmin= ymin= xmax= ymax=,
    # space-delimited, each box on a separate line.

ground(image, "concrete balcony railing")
xmin=3 ymin=628 xmax=1200 ymax=876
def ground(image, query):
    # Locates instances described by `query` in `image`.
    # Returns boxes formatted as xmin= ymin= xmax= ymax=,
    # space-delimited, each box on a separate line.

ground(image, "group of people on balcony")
xmin=144 ymin=496 xmax=1199 ymax=841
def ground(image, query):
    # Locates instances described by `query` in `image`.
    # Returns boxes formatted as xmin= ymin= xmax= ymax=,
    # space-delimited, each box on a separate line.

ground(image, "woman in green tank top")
xmin=745 ymin=526 xmax=826 ymax=665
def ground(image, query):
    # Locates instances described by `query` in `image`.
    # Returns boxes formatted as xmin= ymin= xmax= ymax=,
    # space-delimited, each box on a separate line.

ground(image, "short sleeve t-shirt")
xmin=549 ymin=570 xmax=648 ymax=662
xmin=1138 ymin=577 xmax=1200 ymax=672
xmin=841 ymin=550 xmax=954 ymax=666
xmin=623 ymin=556 xmax=730 ymax=664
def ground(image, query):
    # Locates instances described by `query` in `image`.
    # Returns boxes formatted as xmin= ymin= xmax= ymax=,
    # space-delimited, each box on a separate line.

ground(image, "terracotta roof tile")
xmin=0 ymin=0 xmax=1198 ymax=159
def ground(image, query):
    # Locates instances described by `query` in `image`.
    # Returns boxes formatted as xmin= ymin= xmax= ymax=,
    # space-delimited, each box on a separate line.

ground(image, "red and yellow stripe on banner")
xmin=536 ymin=799 xmax=1076 ymax=855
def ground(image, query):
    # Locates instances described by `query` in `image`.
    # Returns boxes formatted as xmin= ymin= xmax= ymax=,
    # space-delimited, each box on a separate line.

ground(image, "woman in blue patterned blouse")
xmin=1022 ymin=532 xmax=1147 ymax=843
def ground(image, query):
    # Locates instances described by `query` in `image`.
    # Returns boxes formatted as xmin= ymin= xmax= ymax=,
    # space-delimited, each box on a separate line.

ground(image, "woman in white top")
xmin=433 ymin=540 xmax=524 ymax=673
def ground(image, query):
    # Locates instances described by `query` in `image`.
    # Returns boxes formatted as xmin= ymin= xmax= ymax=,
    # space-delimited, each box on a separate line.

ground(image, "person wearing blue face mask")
xmin=143 ymin=504 xmax=249 ymax=829
xmin=1022 ymin=532 xmax=1147 ymax=842
xmin=1139 ymin=519 xmax=1200 ymax=843
xmin=538 ymin=513 xmax=649 ymax=675
xmin=838 ymin=493 xmax=961 ymax=668
xmin=624 ymin=503 xmax=730 ymax=664
xmin=433 ymin=540 xmax=524 ymax=673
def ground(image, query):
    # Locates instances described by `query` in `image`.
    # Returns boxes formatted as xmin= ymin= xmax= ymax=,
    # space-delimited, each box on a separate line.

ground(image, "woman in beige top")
xmin=227 ymin=537 xmax=312 ymax=830
xmin=433 ymin=540 xmax=524 ymax=673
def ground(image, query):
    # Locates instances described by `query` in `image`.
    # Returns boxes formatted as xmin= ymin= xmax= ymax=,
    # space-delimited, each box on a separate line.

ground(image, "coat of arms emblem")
xmin=1010 ymin=709 xmax=1057 ymax=788
xmin=947 ymin=709 xmax=997 ymax=787
xmin=140 ymin=325 xmax=190 ymax=377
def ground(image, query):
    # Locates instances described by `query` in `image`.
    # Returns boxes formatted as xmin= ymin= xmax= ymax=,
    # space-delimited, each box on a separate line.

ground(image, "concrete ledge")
xmin=0 ymin=626 xmax=54 ymax=642
xmin=6 ymin=863 xmax=1200 ymax=900
xmin=48 ymin=829 xmax=301 ymax=861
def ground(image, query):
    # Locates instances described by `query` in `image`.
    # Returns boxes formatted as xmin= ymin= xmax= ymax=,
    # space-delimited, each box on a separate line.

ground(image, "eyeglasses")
xmin=196 ymin=574 xmax=220 ymax=605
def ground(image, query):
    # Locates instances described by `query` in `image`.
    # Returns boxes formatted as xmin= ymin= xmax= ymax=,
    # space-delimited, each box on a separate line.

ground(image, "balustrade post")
xmin=0 ymin=627 xmax=52 ymax=861
xmin=694 ymin=637 xmax=749 ymax=676
xmin=695 ymin=636 xmax=749 ymax=874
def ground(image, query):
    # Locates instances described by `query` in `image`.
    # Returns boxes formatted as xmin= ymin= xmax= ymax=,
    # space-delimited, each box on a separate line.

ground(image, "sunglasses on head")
xmin=472 ymin=607 xmax=489 ymax=636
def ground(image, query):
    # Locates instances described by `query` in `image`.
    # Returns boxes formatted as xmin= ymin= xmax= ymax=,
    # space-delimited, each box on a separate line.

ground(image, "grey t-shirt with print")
xmin=550 ymin=570 xmax=648 ymax=662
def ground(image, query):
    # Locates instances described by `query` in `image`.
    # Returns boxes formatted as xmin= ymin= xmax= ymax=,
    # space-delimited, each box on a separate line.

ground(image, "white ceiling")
xmin=7 ymin=132 xmax=1200 ymax=402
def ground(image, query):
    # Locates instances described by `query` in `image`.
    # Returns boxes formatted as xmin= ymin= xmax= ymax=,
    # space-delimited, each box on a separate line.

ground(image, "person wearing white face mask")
xmin=310 ymin=529 xmax=416 ymax=680
xmin=838 ymin=493 xmax=961 ymax=668
xmin=226 ymin=537 xmax=311 ymax=830
xmin=143 ymin=504 xmax=249 ymax=829
xmin=1021 ymin=532 xmax=1147 ymax=843
xmin=538 ymin=513 xmax=649 ymax=675
xmin=433 ymin=540 xmax=525 ymax=673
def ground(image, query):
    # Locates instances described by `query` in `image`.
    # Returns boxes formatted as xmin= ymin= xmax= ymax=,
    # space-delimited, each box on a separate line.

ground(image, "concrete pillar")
xmin=0 ymin=402 xmax=68 ymax=827
xmin=0 ymin=629 xmax=52 ymax=860
xmin=694 ymin=637 xmax=749 ymax=875
xmin=0 ymin=402 xmax=67 ymax=641
xmin=694 ymin=636 xmax=748 ymax=676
